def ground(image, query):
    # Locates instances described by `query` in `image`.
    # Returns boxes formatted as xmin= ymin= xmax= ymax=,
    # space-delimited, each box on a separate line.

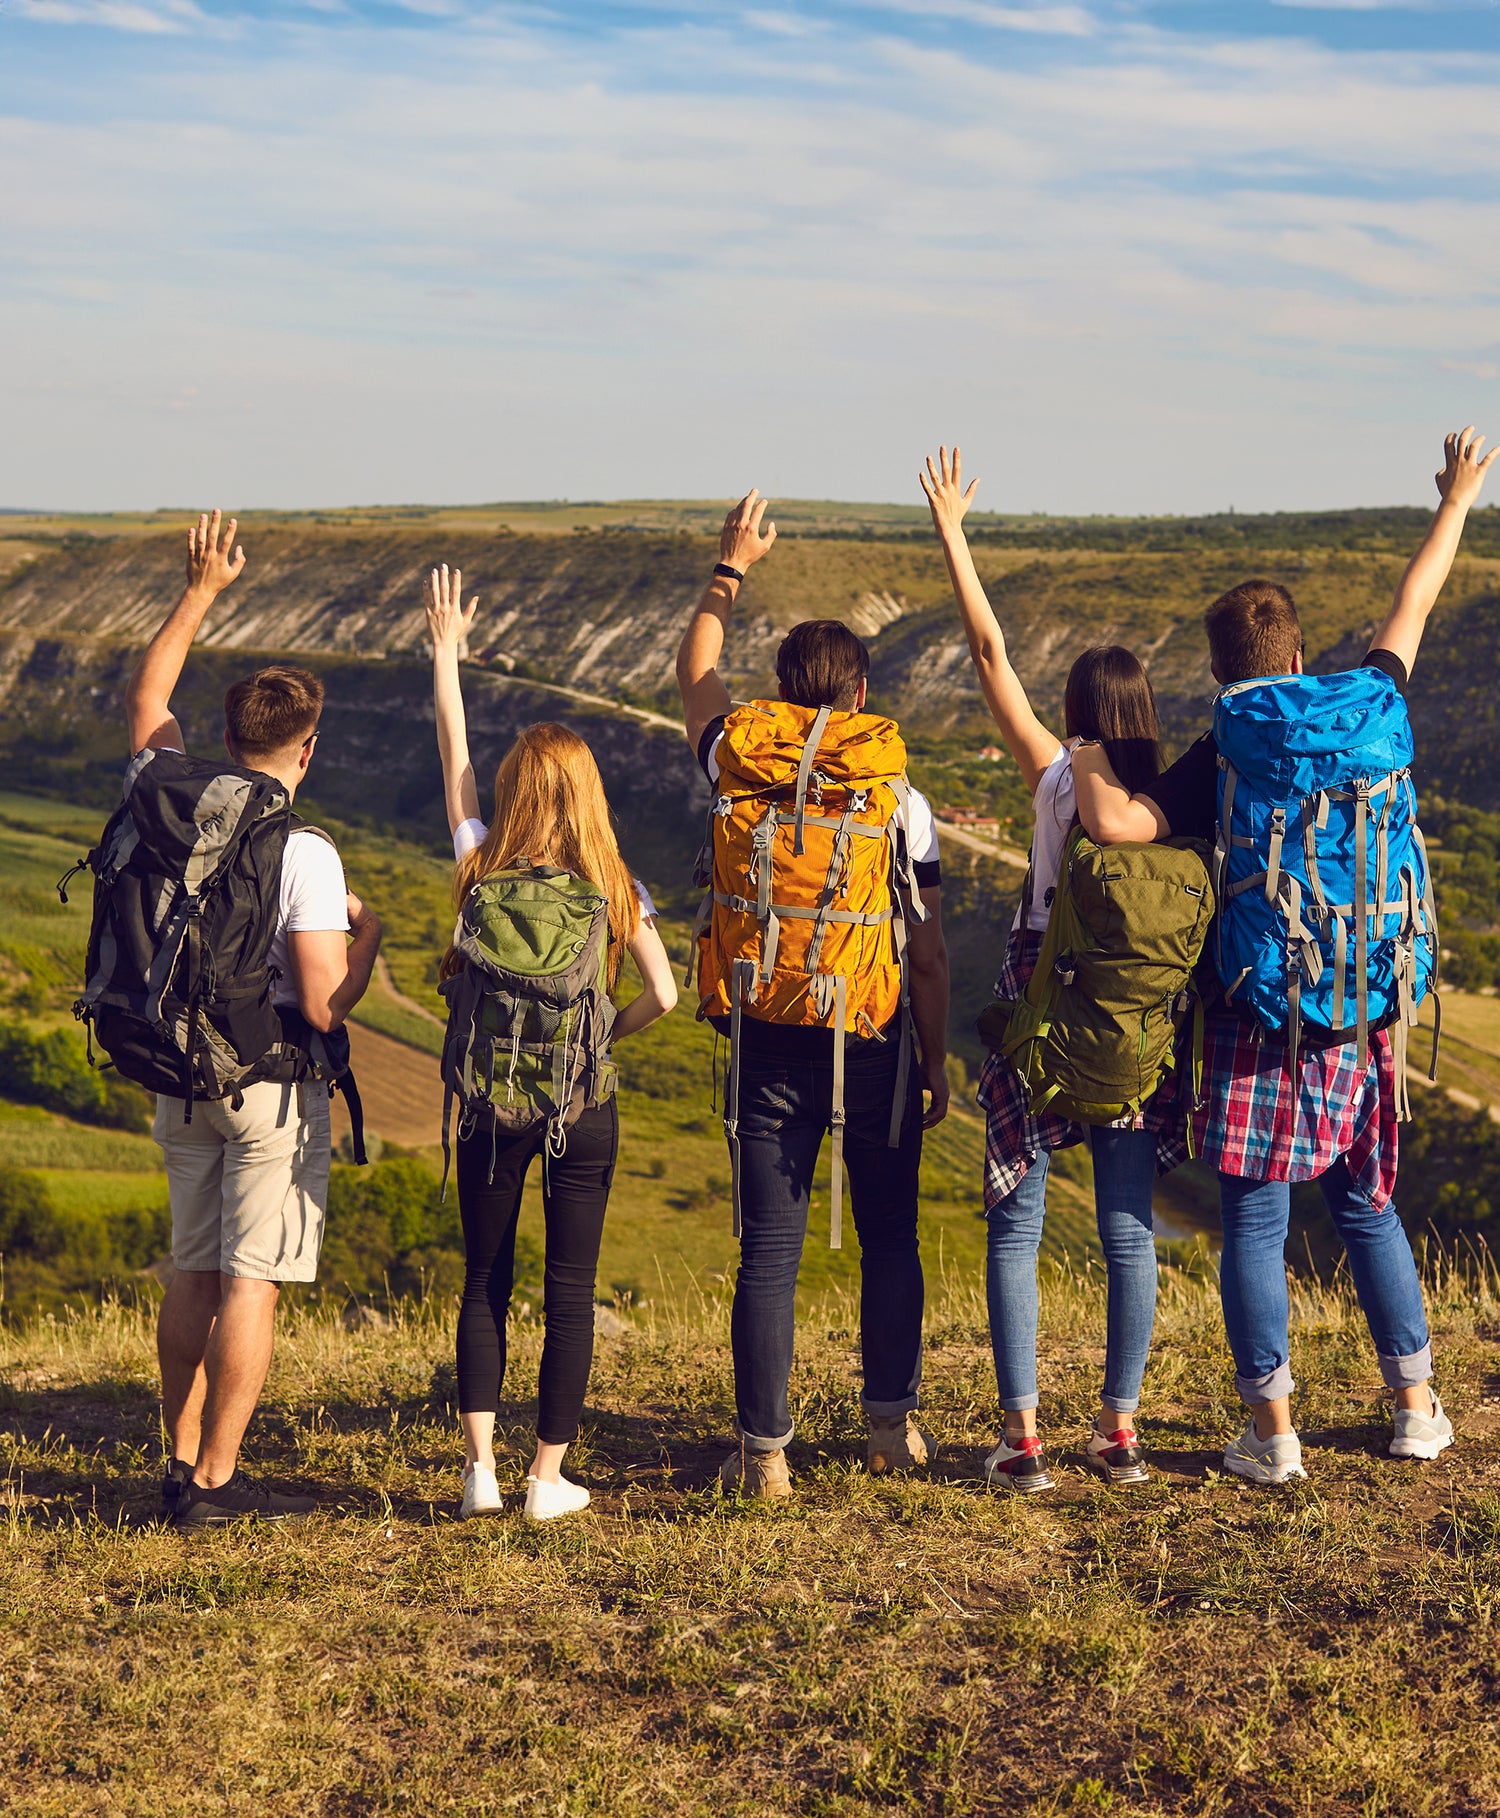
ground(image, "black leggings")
xmin=454 ymin=1101 xmax=618 ymax=1444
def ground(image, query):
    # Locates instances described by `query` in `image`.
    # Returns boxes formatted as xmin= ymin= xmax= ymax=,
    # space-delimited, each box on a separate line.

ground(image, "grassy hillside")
xmin=5 ymin=1258 xmax=1500 ymax=1815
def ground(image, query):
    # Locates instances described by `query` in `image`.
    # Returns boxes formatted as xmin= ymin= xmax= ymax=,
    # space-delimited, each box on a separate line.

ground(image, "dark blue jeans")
xmin=729 ymin=1036 xmax=925 ymax=1450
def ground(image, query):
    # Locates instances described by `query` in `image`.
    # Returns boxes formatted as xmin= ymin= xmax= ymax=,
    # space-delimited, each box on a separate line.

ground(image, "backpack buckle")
xmin=1053 ymin=955 xmax=1077 ymax=988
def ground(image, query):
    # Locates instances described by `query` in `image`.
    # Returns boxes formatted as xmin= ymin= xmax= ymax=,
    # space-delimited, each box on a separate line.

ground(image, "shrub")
xmin=320 ymin=1155 xmax=465 ymax=1300
xmin=0 ymin=1020 xmax=151 ymax=1133
xmin=0 ymin=1168 xmax=63 ymax=1260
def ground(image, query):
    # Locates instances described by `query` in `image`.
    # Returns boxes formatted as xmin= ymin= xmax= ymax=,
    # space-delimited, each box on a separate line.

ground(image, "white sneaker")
xmin=523 ymin=1474 xmax=590 ymax=1522
xmin=1390 ymin=1392 xmax=1454 ymax=1461
xmin=461 ymin=1462 xmax=503 ymax=1519
xmin=1223 ymin=1421 xmax=1306 ymax=1485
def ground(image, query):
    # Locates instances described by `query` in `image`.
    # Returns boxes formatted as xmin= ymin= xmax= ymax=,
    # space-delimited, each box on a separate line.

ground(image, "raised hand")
xmin=1437 ymin=426 xmax=1497 ymax=511
xmin=720 ymin=491 xmax=777 ymax=574
xmin=425 ymin=564 xmax=478 ymax=655
xmin=185 ymin=510 xmax=245 ymax=598
xmin=919 ymin=446 xmax=980 ymax=539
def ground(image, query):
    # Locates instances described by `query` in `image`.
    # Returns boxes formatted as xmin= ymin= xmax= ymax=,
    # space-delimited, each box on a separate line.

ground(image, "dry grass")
xmin=5 ymin=1258 xmax=1500 ymax=1816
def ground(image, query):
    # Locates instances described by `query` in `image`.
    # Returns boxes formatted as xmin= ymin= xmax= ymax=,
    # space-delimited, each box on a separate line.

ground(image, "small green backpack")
xmin=980 ymin=826 xmax=1213 ymax=1129
xmin=439 ymin=864 xmax=618 ymax=1184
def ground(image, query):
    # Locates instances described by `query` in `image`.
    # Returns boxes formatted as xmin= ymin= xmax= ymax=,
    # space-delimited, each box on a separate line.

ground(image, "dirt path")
xmin=333 ymin=1021 xmax=446 ymax=1152
xmin=373 ymin=954 xmax=444 ymax=1026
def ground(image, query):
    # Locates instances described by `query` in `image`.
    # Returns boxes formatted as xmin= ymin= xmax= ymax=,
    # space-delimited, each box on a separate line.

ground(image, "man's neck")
xmin=245 ymin=757 xmax=303 ymax=800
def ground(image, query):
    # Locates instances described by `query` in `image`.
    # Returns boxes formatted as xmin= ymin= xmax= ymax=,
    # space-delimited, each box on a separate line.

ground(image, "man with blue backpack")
xmin=1073 ymin=427 xmax=1495 ymax=1484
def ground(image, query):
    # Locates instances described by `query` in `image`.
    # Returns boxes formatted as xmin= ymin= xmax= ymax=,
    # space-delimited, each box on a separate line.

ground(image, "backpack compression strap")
xmin=791 ymin=707 xmax=832 ymax=856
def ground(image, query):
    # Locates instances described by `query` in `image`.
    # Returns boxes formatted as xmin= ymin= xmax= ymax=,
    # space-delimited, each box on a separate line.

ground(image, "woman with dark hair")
xmin=921 ymin=446 xmax=1178 ymax=1494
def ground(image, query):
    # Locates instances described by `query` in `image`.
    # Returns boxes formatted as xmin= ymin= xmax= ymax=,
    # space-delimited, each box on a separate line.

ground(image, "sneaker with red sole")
xmin=1086 ymin=1425 xmax=1150 ymax=1487
xmin=982 ymin=1433 xmax=1055 ymax=1495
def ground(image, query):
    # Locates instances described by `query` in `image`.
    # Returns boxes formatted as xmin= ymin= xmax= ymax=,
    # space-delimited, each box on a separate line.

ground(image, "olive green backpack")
xmin=439 ymin=864 xmax=618 ymax=1187
xmin=979 ymin=826 xmax=1213 ymax=1129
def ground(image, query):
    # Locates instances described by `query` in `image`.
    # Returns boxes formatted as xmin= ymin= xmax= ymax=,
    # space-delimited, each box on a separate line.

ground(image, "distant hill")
xmin=3 ymin=502 xmax=1498 ymax=814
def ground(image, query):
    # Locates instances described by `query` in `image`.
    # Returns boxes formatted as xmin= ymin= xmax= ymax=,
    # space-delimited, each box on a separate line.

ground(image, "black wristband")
xmin=713 ymin=562 xmax=745 ymax=583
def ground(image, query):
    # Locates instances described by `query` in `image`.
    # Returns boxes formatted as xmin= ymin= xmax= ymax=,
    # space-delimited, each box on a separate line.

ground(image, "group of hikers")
xmin=74 ymin=427 xmax=1494 ymax=1527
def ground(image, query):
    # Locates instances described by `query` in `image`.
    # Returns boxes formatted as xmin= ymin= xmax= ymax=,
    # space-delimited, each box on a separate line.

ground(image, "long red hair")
xmin=442 ymin=723 xmax=640 ymax=990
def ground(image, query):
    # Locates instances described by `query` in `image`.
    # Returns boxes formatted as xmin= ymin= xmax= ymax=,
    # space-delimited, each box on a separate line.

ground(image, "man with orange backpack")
xmin=676 ymin=492 xmax=952 ymax=1498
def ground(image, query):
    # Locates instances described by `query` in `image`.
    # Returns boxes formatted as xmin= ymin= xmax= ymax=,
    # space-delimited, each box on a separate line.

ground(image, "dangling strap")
xmin=336 ymin=1068 xmax=368 ymax=1166
xmin=1184 ymin=988 xmax=1206 ymax=1160
xmin=1213 ymin=757 xmax=1239 ymax=973
xmin=1330 ymin=911 xmax=1348 ymax=1032
xmin=888 ymin=906 xmax=914 ymax=1149
xmin=1353 ymin=779 xmax=1371 ymax=1062
xmin=181 ymin=897 xmax=203 ymax=1124
xmin=684 ymin=890 xmax=713 ymax=989
xmin=829 ymin=975 xmax=847 ymax=1251
xmin=791 ymin=706 xmax=832 ymax=856
xmin=726 ymin=958 xmax=755 ymax=1239
xmin=439 ymin=1082 xmax=455 ymax=1201
xmin=1285 ymin=876 xmax=1304 ymax=1077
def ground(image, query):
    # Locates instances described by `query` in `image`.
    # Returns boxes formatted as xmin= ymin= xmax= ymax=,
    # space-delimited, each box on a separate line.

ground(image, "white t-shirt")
xmin=268 ymin=829 xmax=351 ymax=1008
xmin=1014 ymin=743 xmax=1078 ymax=934
xmin=699 ymin=731 xmax=941 ymax=870
xmin=452 ymin=819 xmax=657 ymax=921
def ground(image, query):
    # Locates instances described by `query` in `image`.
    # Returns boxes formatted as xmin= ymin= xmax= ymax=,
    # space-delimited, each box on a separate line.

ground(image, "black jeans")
xmin=730 ymin=1036 xmax=924 ymax=1449
xmin=455 ymin=1101 xmax=618 ymax=1445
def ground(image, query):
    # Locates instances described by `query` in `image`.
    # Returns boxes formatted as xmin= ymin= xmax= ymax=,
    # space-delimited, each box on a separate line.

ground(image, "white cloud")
xmin=862 ymin=0 xmax=1096 ymax=34
xmin=11 ymin=0 xmax=205 ymax=31
xmin=0 ymin=5 xmax=1496 ymax=510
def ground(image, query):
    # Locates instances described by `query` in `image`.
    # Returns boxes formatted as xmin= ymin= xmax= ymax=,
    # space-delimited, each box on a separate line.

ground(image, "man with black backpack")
xmin=676 ymin=492 xmax=951 ymax=1499
xmin=112 ymin=511 xmax=383 ymax=1526
xmin=1073 ymin=427 xmax=1495 ymax=1484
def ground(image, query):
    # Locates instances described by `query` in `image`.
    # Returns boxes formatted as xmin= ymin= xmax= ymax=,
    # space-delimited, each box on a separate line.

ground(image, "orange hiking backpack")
xmin=690 ymin=701 xmax=927 ymax=1247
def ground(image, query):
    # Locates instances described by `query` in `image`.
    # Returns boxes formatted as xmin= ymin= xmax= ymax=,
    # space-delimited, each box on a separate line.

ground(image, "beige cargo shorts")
xmin=154 ymin=1079 xmax=332 ymax=1283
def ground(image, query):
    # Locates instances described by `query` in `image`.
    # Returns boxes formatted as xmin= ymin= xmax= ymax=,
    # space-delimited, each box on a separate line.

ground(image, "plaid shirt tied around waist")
xmin=978 ymin=930 xmax=1189 ymax=1209
xmin=977 ymin=930 xmax=1400 ymax=1213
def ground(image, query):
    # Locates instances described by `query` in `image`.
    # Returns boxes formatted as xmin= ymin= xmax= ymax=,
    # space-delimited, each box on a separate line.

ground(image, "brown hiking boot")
xmin=866 ymin=1412 xmax=934 ymax=1474
xmin=718 ymin=1445 xmax=792 ymax=1499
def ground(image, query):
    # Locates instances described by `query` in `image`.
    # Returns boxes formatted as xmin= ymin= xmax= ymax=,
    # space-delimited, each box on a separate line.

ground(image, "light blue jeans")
xmin=1217 ymin=1158 xmax=1432 ymax=1405
xmin=986 ymin=1128 xmax=1159 ymax=1413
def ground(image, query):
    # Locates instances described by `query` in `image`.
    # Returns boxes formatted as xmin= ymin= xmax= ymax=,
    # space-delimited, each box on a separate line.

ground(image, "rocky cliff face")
xmin=4 ymin=522 xmax=1498 ymax=803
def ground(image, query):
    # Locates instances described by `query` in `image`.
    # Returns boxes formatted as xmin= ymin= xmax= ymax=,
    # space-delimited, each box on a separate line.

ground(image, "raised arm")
xmin=125 ymin=510 xmax=245 ymax=756
xmin=675 ymin=491 xmax=778 ymax=759
xmin=919 ymin=448 xmax=1060 ymax=795
xmin=1370 ymin=426 xmax=1495 ymax=676
xmin=425 ymin=564 xmax=481 ymax=836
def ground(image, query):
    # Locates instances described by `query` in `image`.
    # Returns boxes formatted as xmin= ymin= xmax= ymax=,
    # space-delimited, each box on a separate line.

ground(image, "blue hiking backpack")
xmin=1211 ymin=667 xmax=1439 ymax=1112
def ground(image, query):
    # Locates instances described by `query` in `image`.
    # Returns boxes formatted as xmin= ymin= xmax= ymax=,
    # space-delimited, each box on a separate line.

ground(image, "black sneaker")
xmin=172 ymin=1469 xmax=318 ymax=1528
xmin=159 ymin=1457 xmax=193 ymax=1520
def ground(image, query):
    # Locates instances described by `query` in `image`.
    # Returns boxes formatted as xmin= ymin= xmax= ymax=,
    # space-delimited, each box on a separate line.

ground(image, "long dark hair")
xmin=1063 ymin=645 xmax=1163 ymax=799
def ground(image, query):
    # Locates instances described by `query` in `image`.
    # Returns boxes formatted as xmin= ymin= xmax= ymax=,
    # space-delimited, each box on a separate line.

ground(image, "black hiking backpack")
xmin=60 ymin=746 xmax=365 ymax=1155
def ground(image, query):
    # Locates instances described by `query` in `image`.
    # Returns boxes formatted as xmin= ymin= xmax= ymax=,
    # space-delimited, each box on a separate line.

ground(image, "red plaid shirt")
xmin=978 ymin=933 xmax=1400 ymax=1212
xmin=1192 ymin=1011 xmax=1399 ymax=1209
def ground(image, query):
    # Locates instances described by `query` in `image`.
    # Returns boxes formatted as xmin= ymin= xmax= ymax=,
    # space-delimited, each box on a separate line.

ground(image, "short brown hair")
xmin=1203 ymin=580 xmax=1303 ymax=684
xmin=224 ymin=665 xmax=324 ymax=761
xmin=775 ymin=621 xmax=870 ymax=710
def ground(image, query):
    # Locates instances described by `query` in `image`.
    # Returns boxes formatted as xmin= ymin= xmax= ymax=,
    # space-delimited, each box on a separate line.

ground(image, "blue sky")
xmin=2 ymin=0 xmax=1497 ymax=513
